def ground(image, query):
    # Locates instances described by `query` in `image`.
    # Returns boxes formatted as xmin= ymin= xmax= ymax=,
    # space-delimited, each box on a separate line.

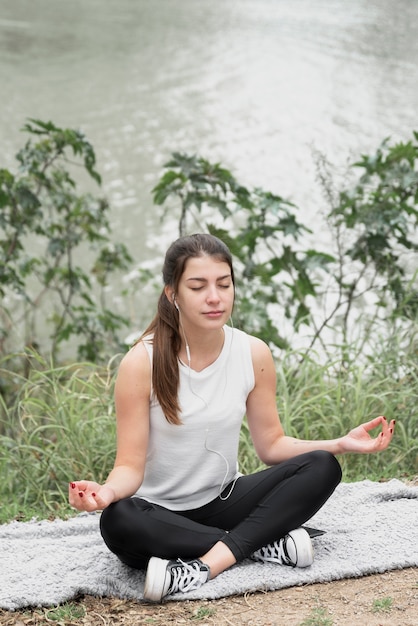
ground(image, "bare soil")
xmin=1 ymin=568 xmax=417 ymax=626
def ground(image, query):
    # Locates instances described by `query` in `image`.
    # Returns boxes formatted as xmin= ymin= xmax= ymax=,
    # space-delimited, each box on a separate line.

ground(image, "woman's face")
xmin=171 ymin=255 xmax=234 ymax=332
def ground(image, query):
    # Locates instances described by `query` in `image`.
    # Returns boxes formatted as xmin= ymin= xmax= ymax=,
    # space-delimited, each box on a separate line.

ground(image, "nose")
xmin=206 ymin=285 xmax=221 ymax=303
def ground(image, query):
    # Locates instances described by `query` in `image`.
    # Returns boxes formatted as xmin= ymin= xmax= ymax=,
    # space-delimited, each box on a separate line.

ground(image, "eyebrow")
xmin=185 ymin=274 xmax=232 ymax=283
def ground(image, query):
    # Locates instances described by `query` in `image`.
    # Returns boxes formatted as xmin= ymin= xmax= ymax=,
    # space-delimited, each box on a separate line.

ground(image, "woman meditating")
xmin=69 ymin=233 xmax=395 ymax=602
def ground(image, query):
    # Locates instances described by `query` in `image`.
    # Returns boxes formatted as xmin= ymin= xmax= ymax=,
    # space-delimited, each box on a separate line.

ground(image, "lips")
xmin=203 ymin=310 xmax=223 ymax=317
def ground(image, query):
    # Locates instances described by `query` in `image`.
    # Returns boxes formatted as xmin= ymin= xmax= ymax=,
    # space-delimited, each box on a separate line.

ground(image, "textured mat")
xmin=1 ymin=479 xmax=417 ymax=610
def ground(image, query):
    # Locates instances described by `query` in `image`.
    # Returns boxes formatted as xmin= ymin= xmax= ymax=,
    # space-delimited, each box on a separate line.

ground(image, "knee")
xmin=308 ymin=450 xmax=342 ymax=487
xmin=100 ymin=498 xmax=136 ymax=546
xmin=100 ymin=498 xmax=150 ymax=569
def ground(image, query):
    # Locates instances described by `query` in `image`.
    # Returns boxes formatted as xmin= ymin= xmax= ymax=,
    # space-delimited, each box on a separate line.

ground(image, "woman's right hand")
xmin=69 ymin=480 xmax=116 ymax=512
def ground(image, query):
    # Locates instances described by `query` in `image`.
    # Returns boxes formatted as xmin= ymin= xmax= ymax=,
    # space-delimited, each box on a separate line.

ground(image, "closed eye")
xmin=190 ymin=284 xmax=231 ymax=291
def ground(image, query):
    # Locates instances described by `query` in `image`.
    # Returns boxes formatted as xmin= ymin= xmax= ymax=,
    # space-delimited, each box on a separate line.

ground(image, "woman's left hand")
xmin=340 ymin=415 xmax=395 ymax=454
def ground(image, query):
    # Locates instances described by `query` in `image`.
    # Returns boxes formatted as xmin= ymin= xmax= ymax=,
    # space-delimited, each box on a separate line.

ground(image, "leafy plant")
xmin=153 ymin=152 xmax=334 ymax=349
xmin=312 ymin=134 xmax=418 ymax=358
xmin=0 ymin=119 xmax=132 ymax=363
xmin=152 ymin=136 xmax=418 ymax=362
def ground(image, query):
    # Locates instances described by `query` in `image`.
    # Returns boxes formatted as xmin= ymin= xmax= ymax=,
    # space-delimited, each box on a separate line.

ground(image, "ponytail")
xmin=139 ymin=291 xmax=182 ymax=425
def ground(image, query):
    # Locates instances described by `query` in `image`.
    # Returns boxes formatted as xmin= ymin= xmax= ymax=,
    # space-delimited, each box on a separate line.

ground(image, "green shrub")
xmin=0 ymin=119 xmax=132 ymax=363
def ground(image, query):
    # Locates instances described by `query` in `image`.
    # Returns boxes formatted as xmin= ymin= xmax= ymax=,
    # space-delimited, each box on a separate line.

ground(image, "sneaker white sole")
xmin=143 ymin=557 xmax=170 ymax=602
xmin=288 ymin=528 xmax=314 ymax=567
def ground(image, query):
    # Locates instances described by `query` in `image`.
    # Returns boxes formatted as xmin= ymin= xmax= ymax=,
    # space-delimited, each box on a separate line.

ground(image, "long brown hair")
xmin=140 ymin=233 xmax=235 ymax=424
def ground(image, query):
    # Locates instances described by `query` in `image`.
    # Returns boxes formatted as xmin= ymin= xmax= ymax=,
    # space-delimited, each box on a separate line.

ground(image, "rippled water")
xmin=2 ymin=0 xmax=417 ymax=262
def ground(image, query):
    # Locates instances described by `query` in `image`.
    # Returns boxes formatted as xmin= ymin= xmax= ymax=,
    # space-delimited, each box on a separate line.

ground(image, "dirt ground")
xmin=1 ymin=568 xmax=417 ymax=626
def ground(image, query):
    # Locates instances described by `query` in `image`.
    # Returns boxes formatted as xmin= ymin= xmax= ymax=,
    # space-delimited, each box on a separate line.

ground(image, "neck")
xmin=179 ymin=327 xmax=225 ymax=371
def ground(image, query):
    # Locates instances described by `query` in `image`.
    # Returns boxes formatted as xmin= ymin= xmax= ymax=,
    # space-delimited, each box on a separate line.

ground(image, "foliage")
xmin=0 ymin=123 xmax=416 ymax=526
xmin=0 ymin=350 xmax=118 ymax=522
xmin=0 ymin=119 xmax=132 ymax=363
xmin=240 ymin=328 xmax=417 ymax=480
xmin=313 ymin=133 xmax=418 ymax=355
xmin=1 ymin=123 xmax=416 ymax=366
xmin=153 ymin=136 xmax=418 ymax=361
xmin=153 ymin=152 xmax=334 ymax=349
xmin=1 ymin=336 xmax=416 ymax=524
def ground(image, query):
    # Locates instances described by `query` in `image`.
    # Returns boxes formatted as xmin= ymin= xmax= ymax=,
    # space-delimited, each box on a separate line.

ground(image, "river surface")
xmin=1 ymin=0 xmax=417 ymax=328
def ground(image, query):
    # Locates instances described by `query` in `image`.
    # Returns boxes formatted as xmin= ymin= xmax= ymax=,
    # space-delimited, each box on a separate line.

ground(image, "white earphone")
xmin=172 ymin=294 xmax=191 ymax=362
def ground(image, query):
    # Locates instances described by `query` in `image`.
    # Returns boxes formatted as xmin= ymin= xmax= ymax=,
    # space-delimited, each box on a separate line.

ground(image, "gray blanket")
xmin=1 ymin=479 xmax=417 ymax=610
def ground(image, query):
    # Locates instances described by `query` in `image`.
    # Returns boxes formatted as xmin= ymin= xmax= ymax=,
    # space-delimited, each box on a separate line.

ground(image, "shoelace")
xmin=168 ymin=560 xmax=206 ymax=594
xmin=258 ymin=539 xmax=291 ymax=565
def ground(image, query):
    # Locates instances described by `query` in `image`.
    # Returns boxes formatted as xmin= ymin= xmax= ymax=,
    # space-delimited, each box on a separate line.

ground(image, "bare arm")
xmin=245 ymin=336 xmax=395 ymax=465
xmin=69 ymin=341 xmax=151 ymax=511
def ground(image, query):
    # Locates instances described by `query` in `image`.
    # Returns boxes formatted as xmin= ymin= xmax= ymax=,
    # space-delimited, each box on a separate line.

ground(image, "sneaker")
xmin=143 ymin=557 xmax=211 ymax=602
xmin=252 ymin=527 xmax=314 ymax=568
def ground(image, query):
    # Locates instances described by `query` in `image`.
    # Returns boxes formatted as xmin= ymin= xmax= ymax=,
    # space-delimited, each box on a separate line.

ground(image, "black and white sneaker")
xmin=144 ymin=557 xmax=211 ymax=602
xmin=252 ymin=527 xmax=314 ymax=568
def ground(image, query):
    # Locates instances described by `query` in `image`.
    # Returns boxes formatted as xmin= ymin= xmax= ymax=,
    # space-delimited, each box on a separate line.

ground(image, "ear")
xmin=164 ymin=286 xmax=175 ymax=303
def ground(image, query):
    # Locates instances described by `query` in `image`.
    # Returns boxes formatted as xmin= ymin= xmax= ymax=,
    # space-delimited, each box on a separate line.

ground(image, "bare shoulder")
xmin=115 ymin=340 xmax=151 ymax=396
xmin=248 ymin=334 xmax=273 ymax=359
xmin=247 ymin=334 xmax=275 ymax=374
xmin=119 ymin=340 xmax=151 ymax=369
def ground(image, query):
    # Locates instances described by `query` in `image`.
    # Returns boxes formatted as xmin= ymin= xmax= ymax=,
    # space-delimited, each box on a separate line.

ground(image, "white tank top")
xmin=135 ymin=325 xmax=255 ymax=510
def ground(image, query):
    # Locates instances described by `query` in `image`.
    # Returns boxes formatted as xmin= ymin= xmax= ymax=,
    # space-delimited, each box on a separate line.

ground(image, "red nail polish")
xmin=70 ymin=483 xmax=76 ymax=489
xmin=389 ymin=428 xmax=393 ymax=434
xmin=92 ymin=493 xmax=96 ymax=497
xmin=382 ymin=416 xmax=387 ymax=420
xmin=393 ymin=420 xmax=396 ymax=425
xmin=79 ymin=492 xmax=84 ymax=498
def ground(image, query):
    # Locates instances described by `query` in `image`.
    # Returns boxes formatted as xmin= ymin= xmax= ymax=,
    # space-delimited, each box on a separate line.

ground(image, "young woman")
xmin=69 ymin=233 xmax=395 ymax=602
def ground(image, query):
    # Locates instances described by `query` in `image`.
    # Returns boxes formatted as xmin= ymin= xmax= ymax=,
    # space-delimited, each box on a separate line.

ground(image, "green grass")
xmin=0 ymin=333 xmax=417 ymax=524
xmin=44 ymin=602 xmax=86 ymax=621
xmin=372 ymin=596 xmax=393 ymax=613
xmin=0 ymin=350 xmax=120 ymax=523
xmin=241 ymin=337 xmax=417 ymax=481
xmin=299 ymin=606 xmax=333 ymax=626
xmin=191 ymin=605 xmax=216 ymax=620
xmin=277 ymin=347 xmax=416 ymax=481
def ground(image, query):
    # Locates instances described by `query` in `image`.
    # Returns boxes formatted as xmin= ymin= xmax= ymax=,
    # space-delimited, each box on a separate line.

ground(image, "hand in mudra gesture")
xmin=68 ymin=480 xmax=115 ymax=512
xmin=340 ymin=415 xmax=395 ymax=454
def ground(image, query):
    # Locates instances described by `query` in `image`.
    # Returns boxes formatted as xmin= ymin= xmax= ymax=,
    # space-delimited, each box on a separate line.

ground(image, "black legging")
xmin=100 ymin=450 xmax=342 ymax=569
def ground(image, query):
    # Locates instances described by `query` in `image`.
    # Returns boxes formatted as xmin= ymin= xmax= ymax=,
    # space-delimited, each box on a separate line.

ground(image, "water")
xmin=2 ymin=0 xmax=417 ymax=242
xmin=1 ymin=0 xmax=417 ymax=336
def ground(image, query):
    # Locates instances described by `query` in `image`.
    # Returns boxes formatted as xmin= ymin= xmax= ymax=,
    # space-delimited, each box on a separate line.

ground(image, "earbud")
xmin=174 ymin=299 xmax=179 ymax=311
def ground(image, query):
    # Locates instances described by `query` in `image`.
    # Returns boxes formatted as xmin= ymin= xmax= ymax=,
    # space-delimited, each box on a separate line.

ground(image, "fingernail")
xmin=389 ymin=428 xmax=393 ymax=434
xmin=382 ymin=416 xmax=387 ymax=420
xmin=79 ymin=492 xmax=84 ymax=498
xmin=92 ymin=493 xmax=96 ymax=497
xmin=70 ymin=483 xmax=76 ymax=489
xmin=393 ymin=420 xmax=396 ymax=425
